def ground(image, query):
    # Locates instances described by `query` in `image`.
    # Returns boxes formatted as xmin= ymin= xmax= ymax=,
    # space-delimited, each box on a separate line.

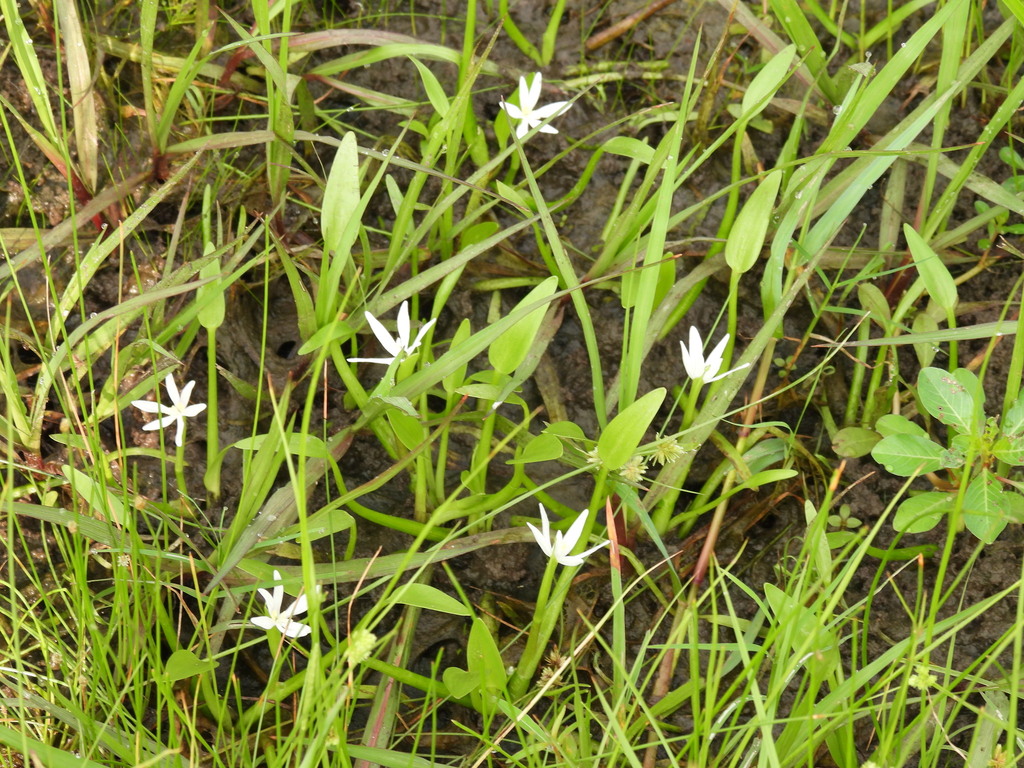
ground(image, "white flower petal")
xmin=527 ymin=521 xmax=552 ymax=558
xmin=530 ymin=101 xmax=570 ymax=120
xmin=524 ymin=73 xmax=542 ymax=111
xmin=163 ymin=374 xmax=181 ymax=403
xmin=395 ymin=301 xmax=411 ymax=349
xmin=131 ymin=400 xmax=163 ymax=414
xmin=250 ymin=616 xmax=277 ymax=631
xmin=501 ymin=102 xmax=524 ymax=120
xmin=140 ymin=415 xmax=178 ymax=430
xmin=408 ymin=317 xmax=436 ymax=354
xmin=560 ymin=507 xmax=591 ymax=552
xmin=281 ymin=620 xmax=312 ymax=639
xmin=364 ymin=309 xmax=401 ymax=357
xmin=182 ymin=403 xmax=207 ymax=418
xmin=177 ymin=379 xmax=196 ymax=405
xmin=348 ymin=356 xmax=399 ymax=365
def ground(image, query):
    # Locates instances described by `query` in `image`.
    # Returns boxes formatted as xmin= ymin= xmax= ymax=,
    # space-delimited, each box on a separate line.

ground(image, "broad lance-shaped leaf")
xmin=740 ymin=44 xmax=796 ymax=119
xmin=725 ymin=170 xmax=782 ymax=274
xmin=905 ymin=224 xmax=958 ymax=313
xmin=488 ymin=276 xmax=558 ymax=375
xmin=321 ymin=131 xmax=359 ymax=259
xmin=917 ymin=367 xmax=979 ymax=434
xmin=598 ymin=388 xmax=666 ymax=470
xmin=871 ymin=434 xmax=945 ymax=476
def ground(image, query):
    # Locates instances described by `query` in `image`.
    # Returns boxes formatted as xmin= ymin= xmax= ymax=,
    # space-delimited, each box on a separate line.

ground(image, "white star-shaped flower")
xmin=679 ymin=326 xmax=750 ymax=384
xmin=500 ymin=73 xmax=571 ymax=139
xmin=348 ymin=300 xmax=436 ymax=365
xmin=131 ymin=373 xmax=207 ymax=447
xmin=527 ymin=504 xmax=608 ymax=567
xmin=250 ymin=570 xmax=318 ymax=639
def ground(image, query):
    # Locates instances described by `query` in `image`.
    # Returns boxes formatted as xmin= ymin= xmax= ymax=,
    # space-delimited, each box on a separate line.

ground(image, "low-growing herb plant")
xmin=871 ymin=366 xmax=1024 ymax=543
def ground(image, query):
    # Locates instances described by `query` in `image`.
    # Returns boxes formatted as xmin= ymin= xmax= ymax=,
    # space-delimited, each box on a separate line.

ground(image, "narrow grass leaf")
xmin=0 ymin=724 xmax=109 ymax=768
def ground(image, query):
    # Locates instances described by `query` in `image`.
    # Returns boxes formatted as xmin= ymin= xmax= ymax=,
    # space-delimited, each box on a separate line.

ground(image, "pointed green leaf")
xmin=857 ymin=282 xmax=891 ymax=326
xmin=387 ymin=410 xmax=426 ymax=451
xmin=197 ymin=246 xmax=225 ymax=330
xmin=488 ymin=277 xmax=558 ymax=374
xmin=741 ymin=44 xmax=796 ymax=117
xmin=466 ymin=616 xmax=507 ymax=692
xmin=602 ymin=136 xmax=655 ymax=164
xmin=508 ymin=432 xmax=563 ymax=464
xmin=725 ymin=170 xmax=782 ymax=274
xmin=164 ymin=649 xmax=218 ymax=681
xmin=409 ymin=57 xmax=449 ymax=118
xmin=321 ymin=131 xmax=360 ymax=262
xmin=905 ymin=224 xmax=958 ymax=312
xmin=63 ymin=465 xmax=127 ymax=526
xmin=598 ymin=388 xmax=666 ymax=470
xmin=392 ymin=583 xmax=470 ymax=616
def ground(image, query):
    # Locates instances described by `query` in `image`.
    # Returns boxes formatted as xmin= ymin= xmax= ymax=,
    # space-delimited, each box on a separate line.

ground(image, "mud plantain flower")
xmin=348 ymin=300 xmax=436 ymax=365
xmin=527 ymin=504 xmax=608 ymax=567
xmin=679 ymin=326 xmax=749 ymax=383
xmin=500 ymin=73 xmax=571 ymax=139
xmin=251 ymin=570 xmax=318 ymax=639
xmin=131 ymin=374 xmax=207 ymax=448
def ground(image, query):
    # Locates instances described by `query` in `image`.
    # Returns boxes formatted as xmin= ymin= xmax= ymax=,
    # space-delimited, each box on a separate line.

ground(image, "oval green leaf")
xmin=917 ymin=367 xmax=977 ymax=434
xmin=893 ymin=492 xmax=952 ymax=534
xmin=832 ymin=426 xmax=881 ymax=458
xmin=963 ymin=470 xmax=1008 ymax=544
xmin=871 ymin=434 xmax=945 ymax=476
